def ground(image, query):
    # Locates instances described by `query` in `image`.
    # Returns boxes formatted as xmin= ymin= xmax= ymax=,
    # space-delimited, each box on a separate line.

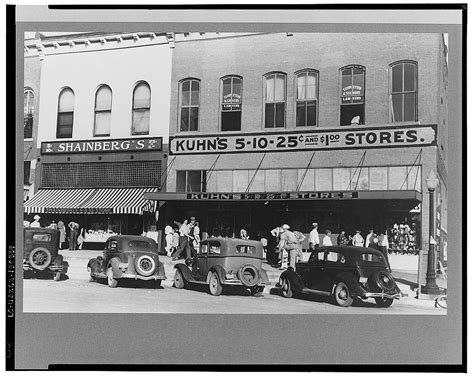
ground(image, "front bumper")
xmin=119 ymin=273 xmax=166 ymax=281
xmin=364 ymin=292 xmax=401 ymax=300
xmin=23 ymin=263 xmax=64 ymax=272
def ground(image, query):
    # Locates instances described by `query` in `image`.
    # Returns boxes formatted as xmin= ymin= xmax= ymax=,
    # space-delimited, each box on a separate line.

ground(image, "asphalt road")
xmin=22 ymin=250 xmax=445 ymax=314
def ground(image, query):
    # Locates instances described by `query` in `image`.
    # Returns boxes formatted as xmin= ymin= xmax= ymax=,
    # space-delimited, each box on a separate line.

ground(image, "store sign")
xmin=41 ymin=137 xmax=162 ymax=154
xmin=341 ymin=85 xmax=363 ymax=103
xmin=222 ymin=93 xmax=241 ymax=111
xmin=186 ymin=191 xmax=358 ymax=200
xmin=169 ymin=125 xmax=437 ymax=155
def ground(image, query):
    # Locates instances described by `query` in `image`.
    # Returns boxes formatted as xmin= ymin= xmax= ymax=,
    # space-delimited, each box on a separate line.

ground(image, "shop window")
xmin=369 ymin=167 xmax=388 ymax=190
xmin=56 ymin=87 xmax=74 ymax=138
xmin=389 ymin=166 xmax=408 ymax=190
xmin=215 ymin=170 xmax=233 ymax=192
xmin=24 ymin=88 xmax=34 ymax=139
xmin=176 ymin=170 xmax=206 ymax=192
xmin=94 ymin=85 xmax=112 ymax=136
xmin=132 ymin=81 xmax=151 ymax=135
xmin=179 ymin=78 xmax=200 ymax=132
xmin=221 ymin=75 xmax=242 ymax=131
xmin=297 ymin=168 xmax=315 ymax=191
xmin=350 ymin=167 xmax=369 ymax=190
xmin=340 ymin=65 xmax=365 ymax=126
xmin=24 ymin=161 xmax=31 ymax=185
xmin=264 ymin=72 xmax=286 ymax=128
xmin=333 ymin=168 xmax=351 ymax=190
xmin=281 ymin=169 xmax=298 ymax=191
xmin=247 ymin=170 xmax=265 ymax=192
xmin=315 ymin=168 xmax=332 ymax=191
xmin=264 ymin=169 xmax=280 ymax=191
xmin=407 ymin=165 xmax=422 ymax=191
xmin=295 ymin=70 xmax=318 ymax=127
xmin=390 ymin=61 xmax=417 ymax=122
xmin=233 ymin=170 xmax=249 ymax=192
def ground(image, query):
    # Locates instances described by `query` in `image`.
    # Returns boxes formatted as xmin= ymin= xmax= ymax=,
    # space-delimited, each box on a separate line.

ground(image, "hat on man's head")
xmin=312 ymin=222 xmax=318 ymax=227
xmin=190 ymin=216 xmax=196 ymax=221
xmin=34 ymin=215 xmax=40 ymax=220
xmin=281 ymin=224 xmax=290 ymax=230
xmin=356 ymin=230 xmax=361 ymax=233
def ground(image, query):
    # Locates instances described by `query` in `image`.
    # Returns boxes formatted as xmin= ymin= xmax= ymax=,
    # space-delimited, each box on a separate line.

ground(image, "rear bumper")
xmin=23 ymin=263 xmax=64 ymax=272
xmin=120 ymin=273 xmax=166 ymax=281
xmin=364 ymin=292 xmax=401 ymax=300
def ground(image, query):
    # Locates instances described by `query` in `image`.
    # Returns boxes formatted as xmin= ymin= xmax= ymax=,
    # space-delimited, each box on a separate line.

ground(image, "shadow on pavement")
xmin=23 ymin=271 xmax=70 ymax=281
xmin=174 ymin=282 xmax=265 ymax=297
xmin=91 ymin=277 xmax=164 ymax=289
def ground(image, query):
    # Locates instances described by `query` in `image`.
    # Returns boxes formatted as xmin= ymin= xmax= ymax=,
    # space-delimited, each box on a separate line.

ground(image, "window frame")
xmin=220 ymin=75 xmax=243 ymax=132
xmin=389 ymin=60 xmax=418 ymax=122
xmin=178 ymin=78 xmax=201 ymax=132
xmin=56 ymin=87 xmax=75 ymax=139
xmin=94 ymin=84 xmax=113 ymax=137
xmin=263 ymin=72 xmax=287 ymax=129
xmin=176 ymin=170 xmax=207 ymax=192
xmin=131 ymin=81 xmax=151 ymax=135
xmin=24 ymin=88 xmax=34 ymax=139
xmin=294 ymin=69 xmax=319 ymax=127
xmin=339 ymin=65 xmax=366 ymax=126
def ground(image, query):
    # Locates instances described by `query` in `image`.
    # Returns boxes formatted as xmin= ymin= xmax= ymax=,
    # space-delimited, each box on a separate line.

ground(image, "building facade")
xmin=146 ymin=32 xmax=448 ymax=264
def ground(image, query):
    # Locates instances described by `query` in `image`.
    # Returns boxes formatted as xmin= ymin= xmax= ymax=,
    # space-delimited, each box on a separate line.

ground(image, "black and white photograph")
xmin=7 ymin=4 xmax=466 ymax=371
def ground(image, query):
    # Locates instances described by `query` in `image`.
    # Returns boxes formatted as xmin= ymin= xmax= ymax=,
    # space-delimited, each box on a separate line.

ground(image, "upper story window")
xmin=94 ymin=85 xmax=112 ymax=136
xmin=56 ymin=87 xmax=74 ymax=139
xmin=132 ymin=81 xmax=151 ymax=135
xmin=179 ymin=78 xmax=200 ymax=132
xmin=264 ymin=72 xmax=286 ymax=128
xmin=390 ymin=61 xmax=418 ymax=122
xmin=24 ymin=88 xmax=34 ymax=139
xmin=296 ymin=70 xmax=319 ymax=127
xmin=220 ymin=75 xmax=242 ymax=131
xmin=340 ymin=65 xmax=365 ymax=126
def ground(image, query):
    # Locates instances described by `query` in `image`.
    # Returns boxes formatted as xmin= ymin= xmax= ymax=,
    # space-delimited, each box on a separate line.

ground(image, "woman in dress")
xmin=57 ymin=220 xmax=66 ymax=250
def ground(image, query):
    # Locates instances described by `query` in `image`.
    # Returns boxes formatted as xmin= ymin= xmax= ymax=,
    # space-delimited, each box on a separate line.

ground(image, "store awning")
xmin=24 ymin=187 xmax=158 ymax=215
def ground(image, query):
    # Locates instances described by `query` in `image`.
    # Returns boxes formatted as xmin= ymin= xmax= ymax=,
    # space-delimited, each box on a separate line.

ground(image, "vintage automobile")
xmin=173 ymin=237 xmax=270 ymax=296
xmin=87 ymin=235 xmax=166 ymax=288
xmin=278 ymin=246 xmax=401 ymax=307
xmin=24 ymin=227 xmax=68 ymax=281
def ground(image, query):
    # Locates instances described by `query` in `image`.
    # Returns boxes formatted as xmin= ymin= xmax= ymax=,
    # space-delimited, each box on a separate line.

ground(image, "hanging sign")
xmin=42 ymin=137 xmax=163 ymax=154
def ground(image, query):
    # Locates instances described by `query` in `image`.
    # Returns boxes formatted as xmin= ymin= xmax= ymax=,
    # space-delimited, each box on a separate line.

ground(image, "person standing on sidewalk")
xmin=172 ymin=219 xmax=191 ymax=260
xmin=377 ymin=230 xmax=392 ymax=272
xmin=57 ymin=220 xmax=66 ymax=250
xmin=309 ymin=222 xmax=320 ymax=251
xmin=278 ymin=224 xmax=303 ymax=270
xmin=68 ymin=220 xmax=80 ymax=250
xmin=352 ymin=230 xmax=364 ymax=247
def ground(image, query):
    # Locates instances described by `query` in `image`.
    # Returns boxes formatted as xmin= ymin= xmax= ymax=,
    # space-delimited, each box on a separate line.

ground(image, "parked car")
xmin=23 ymin=227 xmax=68 ymax=281
xmin=87 ymin=235 xmax=166 ymax=288
xmin=278 ymin=246 xmax=401 ymax=307
xmin=173 ymin=237 xmax=270 ymax=296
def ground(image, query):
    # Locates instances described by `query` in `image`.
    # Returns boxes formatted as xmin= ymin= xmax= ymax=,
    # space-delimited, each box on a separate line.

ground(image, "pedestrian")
xmin=337 ymin=230 xmax=350 ymax=246
xmin=352 ymin=230 xmax=364 ymax=247
xmin=164 ymin=222 xmax=174 ymax=256
xmin=57 ymin=220 xmax=66 ymax=250
xmin=192 ymin=221 xmax=201 ymax=255
xmin=49 ymin=220 xmax=58 ymax=230
xmin=23 ymin=220 xmax=30 ymax=227
xmin=172 ymin=219 xmax=191 ymax=260
xmin=68 ymin=220 xmax=80 ymax=250
xmin=171 ymin=227 xmax=179 ymax=255
xmin=77 ymin=228 xmax=85 ymax=250
xmin=31 ymin=215 xmax=41 ymax=228
xmin=270 ymin=225 xmax=284 ymax=266
xmin=365 ymin=228 xmax=378 ymax=249
xmin=278 ymin=224 xmax=303 ymax=270
xmin=309 ymin=222 xmax=320 ymax=251
xmin=322 ymin=229 xmax=333 ymax=246
xmin=377 ymin=230 xmax=392 ymax=272
xmin=240 ymin=228 xmax=249 ymax=240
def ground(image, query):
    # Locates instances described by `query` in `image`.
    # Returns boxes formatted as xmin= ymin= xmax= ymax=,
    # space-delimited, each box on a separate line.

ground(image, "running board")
xmin=301 ymin=288 xmax=331 ymax=296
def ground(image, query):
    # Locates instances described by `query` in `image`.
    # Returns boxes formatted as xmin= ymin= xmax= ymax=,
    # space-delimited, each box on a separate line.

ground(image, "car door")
xmin=194 ymin=241 xmax=208 ymax=281
xmin=318 ymin=247 xmax=345 ymax=291
xmin=300 ymin=249 xmax=326 ymax=290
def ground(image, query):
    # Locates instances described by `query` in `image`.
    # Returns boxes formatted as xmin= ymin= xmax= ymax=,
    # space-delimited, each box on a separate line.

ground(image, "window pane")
xmin=58 ymin=89 xmax=74 ymax=112
xmin=24 ymin=161 xmax=31 ymax=185
xmin=265 ymin=77 xmax=274 ymax=101
xmin=221 ymin=111 xmax=241 ymax=131
xmin=233 ymin=77 xmax=242 ymax=97
xmin=215 ymin=171 xmax=232 ymax=192
xmin=181 ymin=81 xmax=190 ymax=106
xmin=306 ymin=72 xmax=317 ymax=99
xmin=176 ymin=171 xmax=186 ymax=192
xmin=297 ymin=74 xmax=305 ymax=100
xmin=274 ymin=75 xmax=285 ymax=101
xmin=190 ymin=107 xmax=199 ymax=131
xmin=407 ymin=165 xmax=421 ymax=191
xmin=132 ymin=109 xmax=150 ymax=134
xmin=24 ymin=116 xmax=33 ymax=139
xmin=265 ymin=103 xmax=274 ymax=128
xmin=404 ymin=93 xmax=416 ymax=121
xmin=296 ymin=102 xmax=305 ymax=126
xmin=133 ymin=83 xmax=150 ymax=108
xmin=351 ymin=167 xmax=369 ymax=190
xmin=352 ymin=72 xmax=364 ymax=92
xmin=369 ymin=167 xmax=388 ymax=190
xmin=265 ymin=170 xmax=280 ymax=191
xmin=233 ymin=170 xmax=249 ymax=192
xmin=187 ymin=171 xmax=202 ymax=192
xmin=275 ymin=102 xmax=285 ymax=128
xmin=391 ymin=94 xmax=403 ymax=122
xmin=391 ymin=64 xmax=403 ymax=93
xmin=248 ymin=170 xmax=265 ymax=192
xmin=307 ymin=101 xmax=317 ymax=126
xmin=94 ymin=112 xmax=111 ymax=136
xmin=333 ymin=168 xmax=351 ymax=190
xmin=297 ymin=168 xmax=315 ymax=191
xmin=315 ymin=168 xmax=332 ymax=191
xmin=180 ymin=108 xmax=190 ymax=131
xmin=58 ymin=113 xmax=73 ymax=127
xmin=191 ymin=81 xmax=200 ymax=105
xmin=95 ymin=86 xmax=112 ymax=111
xmin=206 ymin=171 xmax=217 ymax=192
xmin=222 ymin=77 xmax=232 ymax=98
xmin=281 ymin=169 xmax=298 ymax=191
xmin=389 ymin=166 xmax=408 ymax=190
xmin=341 ymin=68 xmax=352 ymax=76
xmin=24 ymin=91 xmax=34 ymax=114
xmin=404 ymin=63 xmax=416 ymax=92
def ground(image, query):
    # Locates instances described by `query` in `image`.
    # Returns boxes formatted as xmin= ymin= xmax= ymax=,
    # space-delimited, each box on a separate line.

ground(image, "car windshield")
xmin=359 ymin=253 xmax=384 ymax=263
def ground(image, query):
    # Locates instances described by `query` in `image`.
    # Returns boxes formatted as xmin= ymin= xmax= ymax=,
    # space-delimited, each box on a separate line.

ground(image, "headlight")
xmin=225 ymin=272 xmax=236 ymax=280
xmin=359 ymin=277 xmax=368 ymax=284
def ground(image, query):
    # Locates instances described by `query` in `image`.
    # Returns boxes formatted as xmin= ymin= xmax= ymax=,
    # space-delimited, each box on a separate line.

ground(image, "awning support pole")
xmin=159 ymin=156 xmax=176 ymax=192
xmin=206 ymin=154 xmax=221 ymax=185
xmin=401 ymin=148 xmax=423 ymax=190
xmin=347 ymin=151 xmax=367 ymax=190
xmin=296 ymin=151 xmax=315 ymax=192
xmin=245 ymin=153 xmax=267 ymax=193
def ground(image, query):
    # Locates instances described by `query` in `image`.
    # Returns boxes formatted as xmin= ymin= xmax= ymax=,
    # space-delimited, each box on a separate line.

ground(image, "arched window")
xmin=295 ymin=70 xmax=319 ymax=127
xmin=390 ymin=61 xmax=418 ymax=122
xmin=132 ymin=81 xmax=151 ymax=135
xmin=340 ymin=65 xmax=365 ymax=126
xmin=56 ymin=87 xmax=74 ymax=138
xmin=94 ymin=85 xmax=112 ymax=136
xmin=24 ymin=88 xmax=34 ymax=138
xmin=264 ymin=72 xmax=286 ymax=128
xmin=179 ymin=78 xmax=200 ymax=132
xmin=220 ymin=75 xmax=242 ymax=131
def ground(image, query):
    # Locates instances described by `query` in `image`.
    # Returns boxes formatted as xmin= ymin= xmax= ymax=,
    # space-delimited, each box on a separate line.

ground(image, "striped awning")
xmin=24 ymin=187 xmax=159 ymax=215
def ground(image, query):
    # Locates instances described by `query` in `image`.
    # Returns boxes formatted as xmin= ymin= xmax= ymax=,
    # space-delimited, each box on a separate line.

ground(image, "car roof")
xmin=317 ymin=245 xmax=384 ymax=256
xmin=203 ymin=237 xmax=263 ymax=247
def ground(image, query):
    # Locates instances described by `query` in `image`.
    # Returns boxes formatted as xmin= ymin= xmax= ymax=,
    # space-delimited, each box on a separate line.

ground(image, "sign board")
xmin=169 ymin=124 xmax=437 ymax=155
xmin=41 ymin=137 xmax=163 ymax=155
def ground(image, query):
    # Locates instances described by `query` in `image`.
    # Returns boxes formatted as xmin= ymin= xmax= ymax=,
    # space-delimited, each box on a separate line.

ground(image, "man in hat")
xmin=68 ymin=220 xmax=80 ymax=250
xmin=278 ymin=224 xmax=303 ymax=270
xmin=31 ymin=215 xmax=41 ymax=228
xmin=309 ymin=222 xmax=320 ymax=251
xmin=352 ymin=230 xmax=364 ymax=247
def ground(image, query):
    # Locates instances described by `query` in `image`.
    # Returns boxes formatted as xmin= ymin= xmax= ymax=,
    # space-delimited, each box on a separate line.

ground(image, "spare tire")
xmin=28 ymin=247 xmax=52 ymax=271
xmin=372 ymin=270 xmax=395 ymax=291
xmin=135 ymin=255 xmax=156 ymax=276
xmin=238 ymin=264 xmax=260 ymax=287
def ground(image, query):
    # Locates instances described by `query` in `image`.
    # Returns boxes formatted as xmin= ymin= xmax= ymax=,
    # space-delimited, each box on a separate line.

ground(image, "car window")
xmin=236 ymin=245 xmax=256 ymax=254
xmin=308 ymin=251 xmax=325 ymax=263
xmin=108 ymin=240 xmax=118 ymax=250
xmin=325 ymin=251 xmax=345 ymax=263
xmin=199 ymin=243 xmax=208 ymax=254
xmin=360 ymin=253 xmax=384 ymax=263
xmin=208 ymin=242 xmax=221 ymax=255
xmin=129 ymin=240 xmax=150 ymax=249
xmin=32 ymin=234 xmax=51 ymax=242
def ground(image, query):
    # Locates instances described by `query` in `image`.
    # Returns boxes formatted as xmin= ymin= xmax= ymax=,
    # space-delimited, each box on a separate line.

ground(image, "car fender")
xmin=206 ymin=265 xmax=227 ymax=284
xmin=279 ymin=269 xmax=304 ymax=291
xmin=107 ymin=257 xmax=122 ymax=278
xmin=52 ymin=254 xmax=63 ymax=267
xmin=156 ymin=261 xmax=166 ymax=279
xmin=61 ymin=261 xmax=69 ymax=274
xmin=259 ymin=268 xmax=270 ymax=285
xmin=174 ymin=263 xmax=194 ymax=282
xmin=332 ymin=272 xmax=364 ymax=296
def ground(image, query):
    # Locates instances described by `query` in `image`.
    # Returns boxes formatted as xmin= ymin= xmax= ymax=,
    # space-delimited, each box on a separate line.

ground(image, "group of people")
xmin=388 ymin=223 xmax=418 ymax=254
xmin=24 ymin=215 xmax=82 ymax=251
xmin=164 ymin=216 xmax=201 ymax=262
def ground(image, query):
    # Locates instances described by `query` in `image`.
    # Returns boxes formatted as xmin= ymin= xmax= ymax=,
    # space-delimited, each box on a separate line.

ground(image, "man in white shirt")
xmin=309 ymin=222 xmax=320 ymax=251
xmin=352 ymin=230 xmax=364 ymax=247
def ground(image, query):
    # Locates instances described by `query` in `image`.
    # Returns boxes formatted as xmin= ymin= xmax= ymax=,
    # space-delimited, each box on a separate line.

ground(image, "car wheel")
xmin=107 ymin=267 xmax=118 ymax=288
xmin=53 ymin=272 xmax=61 ymax=281
xmin=208 ymin=271 xmax=223 ymax=296
xmin=238 ymin=264 xmax=260 ymax=287
xmin=174 ymin=269 xmax=185 ymax=289
xmin=135 ymin=255 xmax=156 ymax=277
xmin=281 ymin=278 xmax=293 ymax=298
xmin=28 ymin=247 xmax=52 ymax=271
xmin=375 ymin=297 xmax=394 ymax=308
xmin=333 ymin=282 xmax=353 ymax=307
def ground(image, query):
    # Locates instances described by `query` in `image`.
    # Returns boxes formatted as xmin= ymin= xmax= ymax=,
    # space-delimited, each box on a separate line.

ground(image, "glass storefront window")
xmin=206 ymin=171 xmax=218 ymax=192
xmin=297 ymin=168 xmax=315 ymax=191
xmin=265 ymin=170 xmax=280 ymax=191
xmin=248 ymin=170 xmax=265 ymax=192
xmin=369 ymin=167 xmax=388 ymax=190
xmin=215 ymin=170 xmax=233 ymax=192
xmin=407 ymin=165 xmax=422 ymax=191
xmin=281 ymin=169 xmax=298 ymax=191
xmin=389 ymin=166 xmax=408 ymax=190
xmin=233 ymin=170 xmax=249 ymax=192
xmin=315 ymin=169 xmax=332 ymax=191
xmin=333 ymin=168 xmax=351 ymax=190
xmin=350 ymin=167 xmax=369 ymax=190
